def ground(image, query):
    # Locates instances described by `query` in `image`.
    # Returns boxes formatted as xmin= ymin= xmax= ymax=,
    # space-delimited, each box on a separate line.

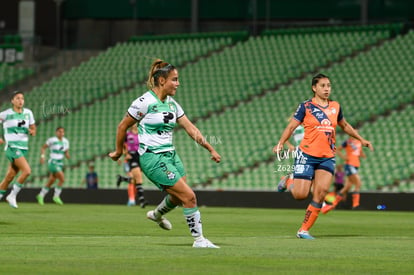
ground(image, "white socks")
xmin=184 ymin=208 xmax=203 ymax=238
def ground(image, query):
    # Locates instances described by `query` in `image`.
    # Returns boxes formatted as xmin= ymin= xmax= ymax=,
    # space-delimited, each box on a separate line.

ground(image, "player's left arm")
xmin=65 ymin=150 xmax=70 ymax=160
xmin=338 ymin=118 xmax=373 ymax=151
xmin=177 ymin=115 xmax=221 ymax=163
xmin=29 ymin=124 xmax=36 ymax=136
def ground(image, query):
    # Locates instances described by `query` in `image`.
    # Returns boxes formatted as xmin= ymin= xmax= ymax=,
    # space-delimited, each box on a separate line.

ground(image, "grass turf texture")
xmin=1 ymin=204 xmax=413 ymax=274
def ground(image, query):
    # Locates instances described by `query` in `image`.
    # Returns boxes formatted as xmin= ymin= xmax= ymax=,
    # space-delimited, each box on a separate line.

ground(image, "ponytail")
xmin=146 ymin=59 xmax=175 ymax=89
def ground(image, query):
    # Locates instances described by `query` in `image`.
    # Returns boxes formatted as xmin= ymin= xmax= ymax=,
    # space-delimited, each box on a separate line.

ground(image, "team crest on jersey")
xmin=166 ymin=171 xmax=176 ymax=180
xmin=168 ymin=103 xmax=176 ymax=112
xmin=321 ymin=119 xmax=331 ymax=126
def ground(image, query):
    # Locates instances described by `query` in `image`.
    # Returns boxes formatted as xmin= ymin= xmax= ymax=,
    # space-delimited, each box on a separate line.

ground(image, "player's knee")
xmin=22 ymin=168 xmax=31 ymax=177
xmin=182 ymin=192 xmax=197 ymax=207
xmin=291 ymin=190 xmax=308 ymax=200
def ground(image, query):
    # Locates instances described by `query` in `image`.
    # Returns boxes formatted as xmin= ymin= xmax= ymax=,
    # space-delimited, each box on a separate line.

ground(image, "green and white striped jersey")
xmin=0 ymin=108 xmax=35 ymax=150
xmin=293 ymin=124 xmax=304 ymax=146
xmin=127 ymin=90 xmax=184 ymax=155
xmin=45 ymin=136 xmax=69 ymax=161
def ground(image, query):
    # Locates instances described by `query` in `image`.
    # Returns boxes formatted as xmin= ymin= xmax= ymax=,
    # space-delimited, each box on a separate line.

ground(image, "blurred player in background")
xmin=36 ymin=126 xmax=70 ymax=205
xmin=116 ymin=124 xmax=147 ymax=207
xmin=273 ymin=74 xmax=373 ymax=239
xmin=322 ymin=163 xmax=345 ymax=206
xmin=322 ymin=135 xmax=367 ymax=213
xmin=277 ymin=117 xmax=304 ymax=192
xmin=109 ymin=59 xmax=221 ymax=248
xmin=0 ymin=91 xmax=36 ymax=208
xmin=333 ymin=163 xmax=345 ymax=193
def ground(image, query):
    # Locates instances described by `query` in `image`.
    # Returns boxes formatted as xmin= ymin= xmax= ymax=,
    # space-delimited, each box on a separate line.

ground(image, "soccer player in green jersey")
xmin=0 ymin=91 xmax=36 ymax=208
xmin=36 ymin=126 xmax=70 ymax=205
xmin=109 ymin=59 xmax=221 ymax=248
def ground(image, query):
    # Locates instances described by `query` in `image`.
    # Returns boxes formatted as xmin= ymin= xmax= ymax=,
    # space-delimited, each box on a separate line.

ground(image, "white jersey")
xmin=46 ymin=136 xmax=69 ymax=161
xmin=127 ymin=90 xmax=184 ymax=155
xmin=0 ymin=108 xmax=35 ymax=150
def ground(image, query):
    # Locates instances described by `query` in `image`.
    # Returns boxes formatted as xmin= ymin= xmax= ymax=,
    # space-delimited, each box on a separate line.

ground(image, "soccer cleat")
xmin=116 ymin=175 xmax=123 ymax=187
xmin=277 ymin=174 xmax=291 ymax=192
xmin=192 ymin=238 xmax=220 ymax=248
xmin=53 ymin=196 xmax=64 ymax=205
xmin=296 ymin=230 xmax=315 ymax=240
xmin=6 ymin=195 xmax=18 ymax=209
xmin=321 ymin=204 xmax=335 ymax=214
xmin=147 ymin=210 xmax=172 ymax=230
xmin=127 ymin=200 xmax=136 ymax=206
xmin=36 ymin=195 xmax=44 ymax=205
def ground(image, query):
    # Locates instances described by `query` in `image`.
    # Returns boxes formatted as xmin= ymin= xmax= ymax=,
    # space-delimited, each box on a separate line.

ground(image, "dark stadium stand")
xmin=2 ymin=25 xmax=412 ymax=193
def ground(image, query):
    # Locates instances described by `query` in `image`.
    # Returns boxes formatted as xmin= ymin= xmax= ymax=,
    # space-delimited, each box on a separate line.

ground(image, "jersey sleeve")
xmin=337 ymin=106 xmax=343 ymax=122
xmin=65 ymin=138 xmax=70 ymax=151
xmin=46 ymin=137 xmax=53 ymax=147
xmin=0 ymin=111 xmax=6 ymax=123
xmin=169 ymin=97 xmax=184 ymax=118
xmin=28 ymin=109 xmax=35 ymax=125
xmin=127 ymin=97 xmax=148 ymax=121
xmin=293 ymin=103 xmax=306 ymax=123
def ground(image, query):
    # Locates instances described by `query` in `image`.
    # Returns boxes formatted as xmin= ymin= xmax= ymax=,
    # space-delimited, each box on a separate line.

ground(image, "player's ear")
xmin=158 ymin=76 xmax=166 ymax=86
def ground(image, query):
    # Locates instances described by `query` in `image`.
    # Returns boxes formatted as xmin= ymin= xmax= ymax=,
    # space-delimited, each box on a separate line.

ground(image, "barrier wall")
xmin=13 ymin=188 xmax=414 ymax=211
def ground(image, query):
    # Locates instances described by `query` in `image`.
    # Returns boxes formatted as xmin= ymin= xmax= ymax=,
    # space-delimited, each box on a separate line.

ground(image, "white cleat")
xmin=296 ymin=229 xmax=315 ymax=240
xmin=146 ymin=210 xmax=172 ymax=230
xmin=193 ymin=237 xmax=220 ymax=248
xmin=6 ymin=195 xmax=18 ymax=209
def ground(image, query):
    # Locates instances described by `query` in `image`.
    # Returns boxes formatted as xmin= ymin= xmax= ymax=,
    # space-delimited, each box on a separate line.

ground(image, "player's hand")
xmin=40 ymin=158 xmax=45 ymax=165
xmin=210 ymin=150 xmax=221 ymax=163
xmin=0 ymin=138 xmax=4 ymax=145
xmin=362 ymin=139 xmax=374 ymax=151
xmin=108 ymin=151 xmax=123 ymax=161
xmin=272 ymin=143 xmax=284 ymax=154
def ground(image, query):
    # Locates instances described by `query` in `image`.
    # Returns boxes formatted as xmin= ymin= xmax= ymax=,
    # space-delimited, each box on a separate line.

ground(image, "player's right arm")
xmin=0 ymin=111 xmax=5 ymax=144
xmin=110 ymin=96 xmax=147 ymax=161
xmin=273 ymin=103 xmax=304 ymax=154
xmin=273 ymin=118 xmax=301 ymax=154
xmin=109 ymin=113 xmax=136 ymax=161
xmin=40 ymin=143 xmax=48 ymax=164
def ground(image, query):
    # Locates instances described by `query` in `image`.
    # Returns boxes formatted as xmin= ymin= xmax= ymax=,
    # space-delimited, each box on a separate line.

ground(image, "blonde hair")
xmin=146 ymin=59 xmax=176 ymax=89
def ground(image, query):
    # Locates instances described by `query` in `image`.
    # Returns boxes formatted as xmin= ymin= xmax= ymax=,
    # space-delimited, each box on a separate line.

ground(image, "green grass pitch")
xmin=1 ymin=203 xmax=413 ymax=274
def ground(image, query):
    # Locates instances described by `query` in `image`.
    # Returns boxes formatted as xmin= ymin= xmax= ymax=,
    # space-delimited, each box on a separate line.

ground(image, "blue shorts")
xmin=344 ymin=164 xmax=359 ymax=176
xmin=293 ymin=150 xmax=336 ymax=181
